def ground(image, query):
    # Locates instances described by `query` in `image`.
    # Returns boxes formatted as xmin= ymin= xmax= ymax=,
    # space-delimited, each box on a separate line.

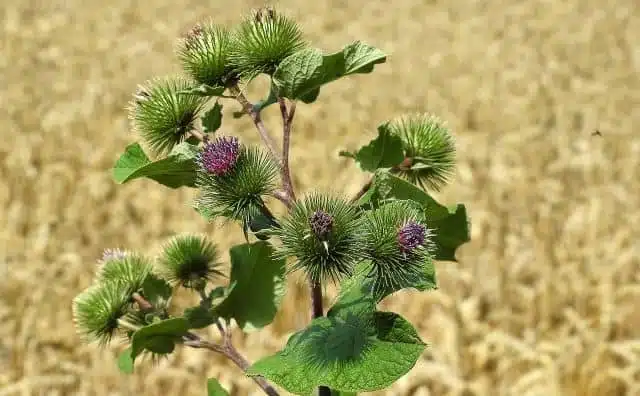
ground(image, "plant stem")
xmin=230 ymin=85 xmax=283 ymax=166
xmin=184 ymin=329 xmax=280 ymax=396
xmin=310 ymin=281 xmax=331 ymax=396
xmin=278 ymin=97 xmax=296 ymax=203
xmin=350 ymin=177 xmax=373 ymax=203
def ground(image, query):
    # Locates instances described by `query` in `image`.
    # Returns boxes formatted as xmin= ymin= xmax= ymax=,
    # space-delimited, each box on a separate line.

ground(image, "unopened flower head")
xmin=98 ymin=248 xmax=129 ymax=265
xmin=198 ymin=136 xmax=241 ymax=176
xmin=397 ymin=221 xmax=426 ymax=253
xmin=309 ymin=210 xmax=334 ymax=240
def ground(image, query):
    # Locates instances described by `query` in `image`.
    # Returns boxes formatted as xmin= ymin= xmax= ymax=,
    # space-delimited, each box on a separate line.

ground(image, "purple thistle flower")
xmin=397 ymin=221 xmax=426 ymax=253
xmin=309 ymin=210 xmax=334 ymax=239
xmin=98 ymin=248 xmax=128 ymax=265
xmin=198 ymin=136 xmax=240 ymax=176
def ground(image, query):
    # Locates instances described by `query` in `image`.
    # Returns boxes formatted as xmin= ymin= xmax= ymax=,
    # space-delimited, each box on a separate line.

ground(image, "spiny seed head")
xmin=397 ymin=221 xmax=426 ymax=253
xmin=195 ymin=145 xmax=279 ymax=222
xmin=95 ymin=253 xmax=153 ymax=295
xmin=362 ymin=201 xmax=435 ymax=294
xmin=157 ymin=234 xmax=223 ymax=289
xmin=176 ymin=21 xmax=236 ymax=87
xmin=127 ymin=76 xmax=206 ymax=156
xmin=275 ymin=193 xmax=367 ymax=284
xmin=230 ymin=7 xmax=306 ymax=80
xmin=72 ymin=282 xmax=132 ymax=346
xmin=197 ymin=136 xmax=240 ymax=176
xmin=309 ymin=210 xmax=334 ymax=240
xmin=388 ymin=113 xmax=456 ymax=191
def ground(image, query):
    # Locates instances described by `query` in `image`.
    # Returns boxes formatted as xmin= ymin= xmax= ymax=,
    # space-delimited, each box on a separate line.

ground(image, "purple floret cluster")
xmin=397 ymin=220 xmax=426 ymax=253
xmin=198 ymin=136 xmax=240 ymax=176
xmin=309 ymin=210 xmax=334 ymax=239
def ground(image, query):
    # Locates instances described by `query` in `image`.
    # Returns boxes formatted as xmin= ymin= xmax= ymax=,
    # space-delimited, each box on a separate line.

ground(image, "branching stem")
xmin=278 ymin=97 xmax=297 ymax=205
xmin=230 ymin=85 xmax=283 ymax=166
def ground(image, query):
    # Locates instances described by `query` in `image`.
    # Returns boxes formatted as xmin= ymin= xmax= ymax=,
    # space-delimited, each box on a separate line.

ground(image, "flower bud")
xmin=230 ymin=7 xmax=306 ymax=80
xmin=128 ymin=76 xmax=207 ymax=155
xmin=388 ymin=113 xmax=456 ymax=191
xmin=362 ymin=201 xmax=435 ymax=294
xmin=72 ymin=282 xmax=132 ymax=346
xmin=156 ymin=234 xmax=223 ymax=289
xmin=275 ymin=193 xmax=366 ymax=284
xmin=176 ymin=22 xmax=236 ymax=88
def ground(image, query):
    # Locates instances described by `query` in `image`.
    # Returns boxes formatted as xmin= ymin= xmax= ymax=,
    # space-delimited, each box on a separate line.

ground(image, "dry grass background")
xmin=1 ymin=0 xmax=639 ymax=395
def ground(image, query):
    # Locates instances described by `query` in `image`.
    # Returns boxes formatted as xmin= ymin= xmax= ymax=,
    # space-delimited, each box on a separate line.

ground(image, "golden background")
xmin=1 ymin=0 xmax=638 ymax=395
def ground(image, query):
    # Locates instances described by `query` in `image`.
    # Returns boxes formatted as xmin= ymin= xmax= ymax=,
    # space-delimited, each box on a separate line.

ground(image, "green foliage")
xmin=195 ymin=145 xmax=279 ymax=223
xmin=128 ymin=77 xmax=206 ymax=155
xmin=156 ymin=234 xmax=223 ymax=289
xmin=215 ymin=242 xmax=286 ymax=331
xmin=202 ymin=102 xmax=223 ymax=133
xmin=230 ymin=8 xmax=306 ymax=80
xmin=130 ymin=318 xmax=190 ymax=361
xmin=112 ymin=141 xmax=199 ymax=188
xmin=339 ymin=123 xmax=404 ymax=173
xmin=272 ymin=41 xmax=386 ymax=103
xmin=74 ymin=7 xmax=473 ymax=396
xmin=176 ymin=23 xmax=236 ymax=88
xmin=247 ymin=269 xmax=426 ymax=395
xmin=207 ymin=378 xmax=231 ymax=396
xmin=274 ymin=193 xmax=367 ymax=285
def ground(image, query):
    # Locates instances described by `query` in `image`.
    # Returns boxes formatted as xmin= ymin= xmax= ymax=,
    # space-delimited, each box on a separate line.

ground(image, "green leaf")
xmin=117 ymin=347 xmax=134 ymax=374
xmin=273 ymin=41 xmax=386 ymax=102
xmin=112 ymin=142 xmax=199 ymax=188
xmin=247 ymin=311 xmax=425 ymax=395
xmin=202 ymin=102 xmax=223 ymax=133
xmin=361 ymin=172 xmax=470 ymax=261
xmin=214 ymin=242 xmax=286 ymax=331
xmin=130 ymin=318 xmax=189 ymax=361
xmin=184 ymin=304 xmax=217 ymax=329
xmin=348 ymin=123 xmax=404 ymax=173
xmin=177 ymin=84 xmax=225 ymax=97
xmin=141 ymin=274 xmax=173 ymax=307
xmin=207 ymin=378 xmax=230 ymax=396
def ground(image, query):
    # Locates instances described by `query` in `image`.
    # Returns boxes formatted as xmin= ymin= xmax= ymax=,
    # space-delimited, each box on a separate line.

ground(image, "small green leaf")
xmin=177 ymin=84 xmax=225 ymax=97
xmin=338 ymin=150 xmax=356 ymax=159
xmin=117 ymin=347 xmax=134 ymax=374
xmin=130 ymin=318 xmax=189 ymax=361
xmin=247 ymin=210 xmax=279 ymax=241
xmin=348 ymin=123 xmax=404 ymax=173
xmin=247 ymin=311 xmax=425 ymax=395
xmin=141 ymin=274 xmax=173 ymax=307
xmin=214 ymin=242 xmax=286 ymax=331
xmin=207 ymin=378 xmax=231 ymax=396
xmin=202 ymin=102 xmax=223 ymax=133
xmin=184 ymin=305 xmax=217 ymax=329
xmin=273 ymin=41 xmax=386 ymax=102
xmin=361 ymin=172 xmax=470 ymax=261
xmin=112 ymin=142 xmax=199 ymax=188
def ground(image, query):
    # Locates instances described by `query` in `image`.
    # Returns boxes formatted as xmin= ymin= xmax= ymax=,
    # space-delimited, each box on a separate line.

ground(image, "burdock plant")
xmin=73 ymin=7 xmax=471 ymax=396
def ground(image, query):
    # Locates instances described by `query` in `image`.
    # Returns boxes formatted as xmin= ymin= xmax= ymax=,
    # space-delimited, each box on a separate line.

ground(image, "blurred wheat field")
xmin=1 ymin=0 xmax=639 ymax=395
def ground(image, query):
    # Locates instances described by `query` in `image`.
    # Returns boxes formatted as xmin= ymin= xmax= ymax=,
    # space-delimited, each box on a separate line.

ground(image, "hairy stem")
xmin=230 ymin=85 xmax=282 ymax=166
xmin=278 ymin=97 xmax=297 ymax=203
